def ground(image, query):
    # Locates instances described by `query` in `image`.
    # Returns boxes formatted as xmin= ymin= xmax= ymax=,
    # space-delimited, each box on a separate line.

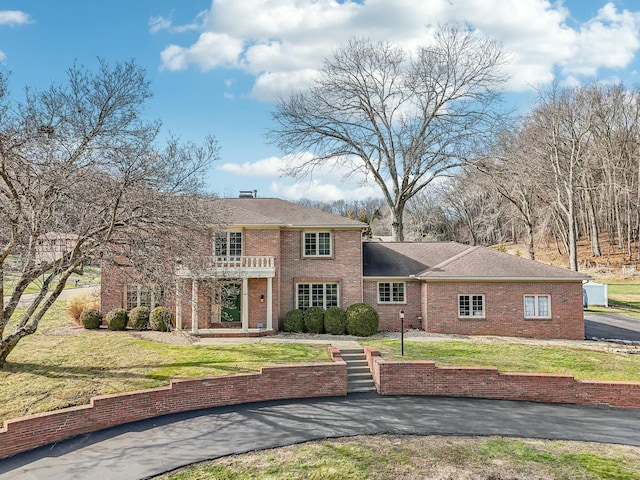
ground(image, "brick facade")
xmin=423 ymin=281 xmax=585 ymax=340
xmin=279 ymin=229 xmax=363 ymax=315
xmin=100 ymin=198 xmax=585 ymax=340
xmin=363 ymin=279 xmax=422 ymax=330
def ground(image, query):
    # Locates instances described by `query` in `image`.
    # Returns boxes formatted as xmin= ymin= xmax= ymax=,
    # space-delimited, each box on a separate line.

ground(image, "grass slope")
xmin=159 ymin=435 xmax=640 ymax=480
xmin=362 ymin=339 xmax=640 ymax=382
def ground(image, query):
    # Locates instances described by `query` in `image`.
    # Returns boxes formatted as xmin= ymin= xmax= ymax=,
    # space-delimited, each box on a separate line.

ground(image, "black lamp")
xmin=399 ymin=309 xmax=405 ymax=356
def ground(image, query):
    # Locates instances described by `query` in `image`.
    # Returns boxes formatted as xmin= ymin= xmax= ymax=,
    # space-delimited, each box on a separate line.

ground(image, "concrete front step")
xmin=342 ymin=347 xmax=376 ymax=393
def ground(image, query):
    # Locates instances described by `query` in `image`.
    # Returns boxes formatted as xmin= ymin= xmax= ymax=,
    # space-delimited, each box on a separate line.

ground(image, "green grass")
xmin=4 ymin=265 xmax=101 ymax=295
xmin=0 ymin=303 xmax=330 ymax=424
xmin=361 ymin=339 xmax=640 ymax=382
xmin=159 ymin=435 xmax=640 ymax=480
xmin=603 ymin=280 xmax=640 ymax=312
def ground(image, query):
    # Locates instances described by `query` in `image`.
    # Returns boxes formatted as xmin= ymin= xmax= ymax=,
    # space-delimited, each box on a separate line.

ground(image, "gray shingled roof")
xmin=219 ymin=198 xmax=366 ymax=228
xmin=363 ymin=242 xmax=588 ymax=280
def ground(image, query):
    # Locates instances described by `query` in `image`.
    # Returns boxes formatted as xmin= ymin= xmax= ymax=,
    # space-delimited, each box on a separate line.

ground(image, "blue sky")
xmin=2 ymin=1 xmax=640 ymax=200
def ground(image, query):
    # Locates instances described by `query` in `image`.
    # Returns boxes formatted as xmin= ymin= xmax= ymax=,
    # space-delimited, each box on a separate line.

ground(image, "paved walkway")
xmin=1 ymin=393 xmax=639 ymax=480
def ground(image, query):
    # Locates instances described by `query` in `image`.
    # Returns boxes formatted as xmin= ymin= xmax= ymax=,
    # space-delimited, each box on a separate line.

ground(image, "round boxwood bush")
xmin=150 ymin=306 xmax=174 ymax=332
xmin=283 ymin=309 xmax=304 ymax=332
xmin=80 ymin=308 xmax=103 ymax=329
xmin=346 ymin=303 xmax=379 ymax=337
xmin=128 ymin=306 xmax=150 ymax=331
xmin=303 ymin=306 xmax=324 ymax=334
xmin=324 ymin=306 xmax=347 ymax=335
xmin=106 ymin=308 xmax=128 ymax=331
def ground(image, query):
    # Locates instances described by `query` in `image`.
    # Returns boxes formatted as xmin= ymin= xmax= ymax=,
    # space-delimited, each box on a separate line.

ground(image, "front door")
xmin=213 ymin=282 xmax=241 ymax=324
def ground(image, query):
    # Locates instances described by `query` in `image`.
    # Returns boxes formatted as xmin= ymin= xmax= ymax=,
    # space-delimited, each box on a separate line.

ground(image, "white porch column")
xmin=175 ymin=279 xmax=182 ymax=330
xmin=266 ymin=277 xmax=273 ymax=331
xmin=242 ymin=277 xmax=249 ymax=333
xmin=191 ymin=278 xmax=198 ymax=334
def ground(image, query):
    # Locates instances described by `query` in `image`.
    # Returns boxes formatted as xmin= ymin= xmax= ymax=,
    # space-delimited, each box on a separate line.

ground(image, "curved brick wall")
xmin=364 ymin=347 xmax=640 ymax=408
xmin=0 ymin=355 xmax=346 ymax=460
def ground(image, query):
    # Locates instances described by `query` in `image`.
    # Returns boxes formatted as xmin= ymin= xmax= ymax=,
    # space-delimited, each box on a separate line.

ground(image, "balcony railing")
xmin=212 ymin=256 xmax=274 ymax=268
xmin=176 ymin=256 xmax=276 ymax=278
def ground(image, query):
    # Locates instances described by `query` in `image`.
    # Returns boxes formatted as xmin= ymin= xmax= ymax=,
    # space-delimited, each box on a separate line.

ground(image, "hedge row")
xmin=79 ymin=306 xmax=174 ymax=332
xmin=282 ymin=303 xmax=379 ymax=337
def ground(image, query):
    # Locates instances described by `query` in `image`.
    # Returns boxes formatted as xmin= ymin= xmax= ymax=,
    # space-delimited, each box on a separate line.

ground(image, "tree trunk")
xmin=391 ymin=206 xmax=405 ymax=241
xmin=526 ymin=221 xmax=536 ymax=260
xmin=0 ymin=334 xmax=26 ymax=369
xmin=567 ymin=187 xmax=579 ymax=271
xmin=585 ymin=187 xmax=601 ymax=257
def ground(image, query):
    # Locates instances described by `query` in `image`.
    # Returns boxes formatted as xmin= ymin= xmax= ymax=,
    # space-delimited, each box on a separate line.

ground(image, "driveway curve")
xmin=1 ymin=393 xmax=639 ymax=480
xmin=585 ymin=312 xmax=640 ymax=342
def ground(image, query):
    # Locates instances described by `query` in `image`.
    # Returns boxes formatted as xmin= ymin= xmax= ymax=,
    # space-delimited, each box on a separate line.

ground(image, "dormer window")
xmin=215 ymin=231 xmax=242 ymax=261
xmin=304 ymin=231 xmax=331 ymax=257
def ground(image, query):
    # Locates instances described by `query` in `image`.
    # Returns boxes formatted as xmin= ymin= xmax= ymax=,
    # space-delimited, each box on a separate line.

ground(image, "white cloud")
xmin=149 ymin=15 xmax=172 ymax=34
xmin=220 ymin=155 xmax=289 ymax=177
xmin=156 ymin=0 xmax=640 ymax=99
xmin=0 ymin=50 xmax=5 ymax=62
xmin=0 ymin=10 xmax=31 ymax=26
xmin=161 ymin=32 xmax=244 ymax=71
xmin=272 ymin=178 xmax=378 ymax=202
xmin=149 ymin=10 xmax=207 ymax=34
xmin=220 ymin=152 xmax=381 ymax=201
xmin=561 ymin=3 xmax=640 ymax=76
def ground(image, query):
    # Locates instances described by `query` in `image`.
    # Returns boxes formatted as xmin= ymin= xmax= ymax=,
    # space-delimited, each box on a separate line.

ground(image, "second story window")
xmin=215 ymin=231 xmax=242 ymax=260
xmin=304 ymin=231 xmax=331 ymax=257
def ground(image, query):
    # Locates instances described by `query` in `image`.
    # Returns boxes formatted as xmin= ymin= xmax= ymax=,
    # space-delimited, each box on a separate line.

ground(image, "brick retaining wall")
xmin=364 ymin=347 xmax=640 ymax=408
xmin=0 ymin=359 xmax=346 ymax=460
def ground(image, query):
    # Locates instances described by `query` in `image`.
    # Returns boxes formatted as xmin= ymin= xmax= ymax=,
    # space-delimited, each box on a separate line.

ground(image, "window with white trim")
xmin=215 ymin=231 xmax=242 ymax=260
xmin=524 ymin=295 xmax=551 ymax=318
xmin=126 ymin=285 xmax=163 ymax=311
xmin=378 ymin=282 xmax=405 ymax=303
xmin=296 ymin=283 xmax=339 ymax=310
xmin=458 ymin=294 xmax=485 ymax=318
xmin=304 ymin=232 xmax=331 ymax=257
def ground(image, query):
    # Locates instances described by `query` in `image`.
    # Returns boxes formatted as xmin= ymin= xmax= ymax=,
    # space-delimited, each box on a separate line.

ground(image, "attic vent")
xmin=239 ymin=190 xmax=257 ymax=198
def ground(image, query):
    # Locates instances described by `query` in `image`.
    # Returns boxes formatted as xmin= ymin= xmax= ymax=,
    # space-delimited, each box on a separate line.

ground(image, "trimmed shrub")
xmin=106 ymin=308 xmax=128 ymax=331
xmin=303 ymin=306 xmax=324 ymax=334
xmin=80 ymin=308 xmax=103 ymax=329
xmin=150 ymin=306 xmax=174 ymax=332
xmin=129 ymin=306 xmax=150 ymax=331
xmin=67 ymin=294 xmax=99 ymax=323
xmin=324 ymin=306 xmax=347 ymax=335
xmin=283 ymin=309 xmax=304 ymax=332
xmin=346 ymin=303 xmax=379 ymax=337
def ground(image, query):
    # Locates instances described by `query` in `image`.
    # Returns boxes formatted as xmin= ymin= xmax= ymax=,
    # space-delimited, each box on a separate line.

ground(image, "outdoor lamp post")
xmin=399 ymin=309 xmax=405 ymax=356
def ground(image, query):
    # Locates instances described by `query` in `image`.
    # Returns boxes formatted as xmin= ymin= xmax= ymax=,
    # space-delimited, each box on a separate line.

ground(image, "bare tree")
xmin=0 ymin=60 xmax=220 ymax=368
xmin=476 ymin=129 xmax=545 ymax=260
xmin=270 ymin=25 xmax=509 ymax=240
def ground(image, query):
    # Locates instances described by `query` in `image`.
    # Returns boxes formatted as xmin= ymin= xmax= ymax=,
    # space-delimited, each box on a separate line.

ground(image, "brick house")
xmin=101 ymin=196 xmax=365 ymax=334
xmin=362 ymin=242 xmax=588 ymax=340
xmin=101 ymin=197 xmax=587 ymax=339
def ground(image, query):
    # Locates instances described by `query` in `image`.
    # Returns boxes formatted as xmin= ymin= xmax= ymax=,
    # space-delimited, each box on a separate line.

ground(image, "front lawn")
xmin=605 ymin=280 xmax=640 ymax=311
xmin=0 ymin=303 xmax=330 ymax=424
xmin=159 ymin=435 xmax=640 ymax=480
xmin=362 ymin=339 xmax=640 ymax=382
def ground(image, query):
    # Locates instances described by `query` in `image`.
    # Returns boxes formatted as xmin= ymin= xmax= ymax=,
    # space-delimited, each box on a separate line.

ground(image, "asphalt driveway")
xmin=585 ymin=312 xmax=640 ymax=342
xmin=1 ymin=394 xmax=640 ymax=480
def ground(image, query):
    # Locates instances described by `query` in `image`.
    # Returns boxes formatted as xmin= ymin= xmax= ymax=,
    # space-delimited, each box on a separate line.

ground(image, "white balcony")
xmin=176 ymin=256 xmax=276 ymax=279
